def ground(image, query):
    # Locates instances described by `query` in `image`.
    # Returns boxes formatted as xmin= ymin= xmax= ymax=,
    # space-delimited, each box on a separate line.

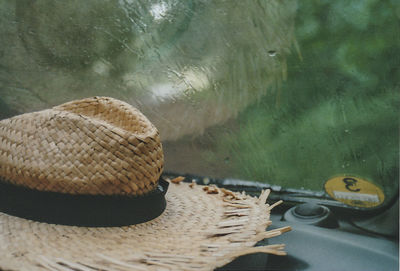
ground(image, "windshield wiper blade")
xmin=164 ymin=172 xmax=327 ymax=198
xmin=163 ymin=172 xmax=398 ymax=217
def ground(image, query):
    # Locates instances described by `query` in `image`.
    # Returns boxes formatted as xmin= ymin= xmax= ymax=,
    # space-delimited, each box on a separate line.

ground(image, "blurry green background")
xmin=189 ymin=0 xmax=399 ymax=193
xmin=0 ymin=0 xmax=398 ymax=197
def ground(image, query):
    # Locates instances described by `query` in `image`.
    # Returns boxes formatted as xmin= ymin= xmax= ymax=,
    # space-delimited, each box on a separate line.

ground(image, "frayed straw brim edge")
xmin=0 ymin=182 xmax=291 ymax=271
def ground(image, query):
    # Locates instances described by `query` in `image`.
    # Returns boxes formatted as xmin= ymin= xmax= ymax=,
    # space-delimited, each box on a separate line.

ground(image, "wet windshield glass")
xmin=0 ymin=1 xmax=398 ymax=205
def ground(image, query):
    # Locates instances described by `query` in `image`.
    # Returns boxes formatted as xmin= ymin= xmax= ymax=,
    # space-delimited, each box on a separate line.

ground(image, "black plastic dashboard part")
xmin=216 ymin=215 xmax=399 ymax=271
xmin=164 ymin=173 xmax=399 ymax=271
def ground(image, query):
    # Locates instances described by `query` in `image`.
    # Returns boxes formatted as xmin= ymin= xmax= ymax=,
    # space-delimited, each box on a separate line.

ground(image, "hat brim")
xmin=0 ymin=181 xmax=288 ymax=271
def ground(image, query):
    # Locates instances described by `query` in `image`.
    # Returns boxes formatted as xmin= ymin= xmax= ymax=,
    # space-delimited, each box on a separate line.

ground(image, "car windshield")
xmin=0 ymin=1 xmax=398 ymax=210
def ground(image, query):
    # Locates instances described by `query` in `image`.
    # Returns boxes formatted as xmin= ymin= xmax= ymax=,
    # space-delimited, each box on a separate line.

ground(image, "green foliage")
xmin=207 ymin=0 xmax=399 ymax=193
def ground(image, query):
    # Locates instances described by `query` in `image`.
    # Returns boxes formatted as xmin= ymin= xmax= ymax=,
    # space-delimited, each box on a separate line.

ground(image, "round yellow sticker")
xmin=324 ymin=176 xmax=385 ymax=208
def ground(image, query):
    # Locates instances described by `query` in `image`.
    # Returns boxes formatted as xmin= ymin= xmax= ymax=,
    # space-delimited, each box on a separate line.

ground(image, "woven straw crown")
xmin=0 ymin=96 xmax=164 ymax=196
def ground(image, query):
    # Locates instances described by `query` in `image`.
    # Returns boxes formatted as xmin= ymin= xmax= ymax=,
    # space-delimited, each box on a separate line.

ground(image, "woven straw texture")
xmin=0 ymin=181 xmax=289 ymax=271
xmin=0 ymin=97 xmax=164 ymax=196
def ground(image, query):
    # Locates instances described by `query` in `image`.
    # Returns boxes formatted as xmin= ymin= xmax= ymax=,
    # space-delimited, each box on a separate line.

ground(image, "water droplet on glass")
xmin=267 ymin=50 xmax=277 ymax=57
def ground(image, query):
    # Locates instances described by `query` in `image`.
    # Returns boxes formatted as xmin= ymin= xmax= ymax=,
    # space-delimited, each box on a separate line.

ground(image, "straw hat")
xmin=0 ymin=97 xmax=290 ymax=271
